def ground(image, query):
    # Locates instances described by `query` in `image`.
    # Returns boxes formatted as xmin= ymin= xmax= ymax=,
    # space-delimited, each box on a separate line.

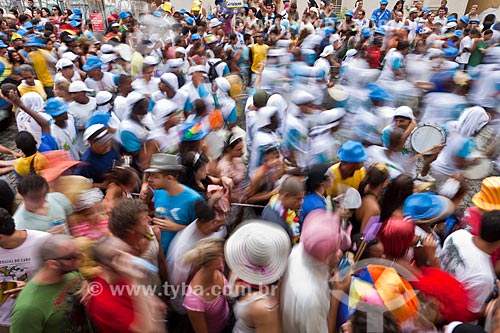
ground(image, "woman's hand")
xmin=221 ymin=176 xmax=234 ymax=190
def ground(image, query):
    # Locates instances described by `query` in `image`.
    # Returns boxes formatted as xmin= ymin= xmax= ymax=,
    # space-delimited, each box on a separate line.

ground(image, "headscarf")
xmin=455 ymin=106 xmax=489 ymax=137
xmin=21 ymin=92 xmax=44 ymax=112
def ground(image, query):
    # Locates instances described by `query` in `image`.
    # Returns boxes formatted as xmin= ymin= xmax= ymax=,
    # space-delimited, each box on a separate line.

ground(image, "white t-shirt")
xmin=365 ymin=145 xmax=404 ymax=179
xmin=85 ymin=72 xmax=117 ymax=93
xmin=131 ymin=77 xmax=160 ymax=96
xmin=166 ymin=221 xmax=225 ymax=314
xmin=0 ymin=230 xmax=51 ymax=326
xmin=430 ymin=134 xmax=472 ymax=180
xmin=440 ymin=229 xmax=495 ymax=313
xmin=433 ymin=16 xmax=447 ymax=26
xmin=68 ymin=98 xmax=97 ymax=130
xmin=456 ymin=36 xmax=473 ymax=64
xmin=468 ymin=67 xmax=500 ymax=109
xmin=385 ymin=20 xmax=404 ymax=31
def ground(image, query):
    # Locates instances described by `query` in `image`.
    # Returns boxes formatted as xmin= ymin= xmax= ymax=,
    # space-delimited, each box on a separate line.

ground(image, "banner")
xmin=226 ymin=0 xmax=244 ymax=8
xmin=90 ymin=12 xmax=104 ymax=32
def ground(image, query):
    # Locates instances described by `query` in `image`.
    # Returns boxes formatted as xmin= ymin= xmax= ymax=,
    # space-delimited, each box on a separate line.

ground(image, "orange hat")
xmin=40 ymin=150 xmax=83 ymax=183
xmin=472 ymin=177 xmax=500 ymax=211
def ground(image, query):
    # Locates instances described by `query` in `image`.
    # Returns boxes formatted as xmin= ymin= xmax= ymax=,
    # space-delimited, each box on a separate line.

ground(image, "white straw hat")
xmin=225 ymin=220 xmax=291 ymax=285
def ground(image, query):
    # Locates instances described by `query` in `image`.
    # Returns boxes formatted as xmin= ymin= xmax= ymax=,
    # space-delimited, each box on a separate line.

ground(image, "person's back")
xmin=29 ymin=48 xmax=55 ymax=89
xmin=0 ymin=208 xmax=50 ymax=330
xmin=13 ymin=175 xmax=73 ymax=233
xmin=440 ymin=211 xmax=500 ymax=315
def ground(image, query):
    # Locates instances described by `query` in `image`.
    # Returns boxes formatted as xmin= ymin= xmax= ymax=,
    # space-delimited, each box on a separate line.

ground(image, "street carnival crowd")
xmin=0 ymin=0 xmax=499 ymax=331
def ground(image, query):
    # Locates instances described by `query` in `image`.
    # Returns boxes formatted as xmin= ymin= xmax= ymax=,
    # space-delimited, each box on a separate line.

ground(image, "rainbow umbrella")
xmin=338 ymin=265 xmax=419 ymax=327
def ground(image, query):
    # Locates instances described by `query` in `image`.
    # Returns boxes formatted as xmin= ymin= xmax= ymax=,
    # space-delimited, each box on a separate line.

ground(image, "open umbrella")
xmin=337 ymin=264 xmax=419 ymax=327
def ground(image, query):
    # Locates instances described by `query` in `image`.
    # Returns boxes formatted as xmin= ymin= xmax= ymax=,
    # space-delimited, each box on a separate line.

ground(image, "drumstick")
xmin=407 ymin=144 xmax=446 ymax=164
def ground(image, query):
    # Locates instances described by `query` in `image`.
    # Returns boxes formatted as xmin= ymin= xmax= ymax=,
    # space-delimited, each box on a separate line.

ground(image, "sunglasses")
xmin=53 ymin=253 xmax=81 ymax=261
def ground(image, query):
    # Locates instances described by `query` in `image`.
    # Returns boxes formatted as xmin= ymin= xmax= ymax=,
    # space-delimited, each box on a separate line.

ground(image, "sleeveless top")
xmin=233 ymin=293 xmax=271 ymax=333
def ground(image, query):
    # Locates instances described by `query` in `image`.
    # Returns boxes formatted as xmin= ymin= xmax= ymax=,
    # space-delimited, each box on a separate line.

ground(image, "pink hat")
xmin=300 ymin=209 xmax=341 ymax=263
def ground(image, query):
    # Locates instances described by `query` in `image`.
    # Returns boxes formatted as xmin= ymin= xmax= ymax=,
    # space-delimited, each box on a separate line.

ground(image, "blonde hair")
xmin=183 ymin=238 xmax=225 ymax=267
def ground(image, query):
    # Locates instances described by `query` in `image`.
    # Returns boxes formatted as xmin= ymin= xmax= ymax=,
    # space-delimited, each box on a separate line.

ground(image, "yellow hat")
xmin=161 ymin=2 xmax=172 ymax=13
xmin=192 ymin=1 xmax=201 ymax=11
xmin=472 ymin=177 xmax=500 ymax=211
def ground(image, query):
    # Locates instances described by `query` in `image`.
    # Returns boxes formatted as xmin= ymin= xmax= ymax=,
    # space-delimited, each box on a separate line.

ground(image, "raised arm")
xmin=5 ymin=90 xmax=51 ymax=134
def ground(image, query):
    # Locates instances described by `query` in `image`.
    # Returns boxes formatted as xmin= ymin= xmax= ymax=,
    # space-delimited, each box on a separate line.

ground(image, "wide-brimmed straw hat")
xmin=225 ymin=220 xmax=291 ymax=285
xmin=472 ymin=177 xmax=500 ymax=211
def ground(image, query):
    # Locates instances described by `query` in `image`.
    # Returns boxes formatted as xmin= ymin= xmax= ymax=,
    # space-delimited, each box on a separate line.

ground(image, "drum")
xmin=462 ymin=152 xmax=493 ymax=180
xmin=410 ymin=125 xmax=446 ymax=154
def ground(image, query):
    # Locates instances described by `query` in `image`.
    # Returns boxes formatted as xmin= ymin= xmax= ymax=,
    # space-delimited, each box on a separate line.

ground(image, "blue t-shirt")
xmin=38 ymin=133 xmax=59 ymax=153
xmin=371 ymin=8 xmax=391 ymax=27
xmin=75 ymin=148 xmax=120 ymax=183
xmin=153 ymin=185 xmax=203 ymax=253
xmin=300 ymin=192 xmax=326 ymax=230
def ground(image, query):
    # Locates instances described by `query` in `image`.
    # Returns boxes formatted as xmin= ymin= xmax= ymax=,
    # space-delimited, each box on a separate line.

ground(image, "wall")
xmin=466 ymin=0 xmax=500 ymax=14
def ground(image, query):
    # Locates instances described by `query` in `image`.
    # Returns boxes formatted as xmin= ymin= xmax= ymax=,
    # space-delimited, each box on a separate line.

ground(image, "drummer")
xmin=283 ymin=91 xmax=318 ymax=169
xmin=430 ymin=106 xmax=492 ymax=182
xmin=381 ymin=106 xmax=418 ymax=178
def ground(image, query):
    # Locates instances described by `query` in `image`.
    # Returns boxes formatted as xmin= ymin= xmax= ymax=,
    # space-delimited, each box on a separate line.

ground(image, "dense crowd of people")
xmin=0 ymin=0 xmax=499 ymax=332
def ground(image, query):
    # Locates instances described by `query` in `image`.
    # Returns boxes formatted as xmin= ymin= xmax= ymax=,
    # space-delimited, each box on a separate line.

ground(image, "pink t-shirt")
xmin=183 ymin=277 xmax=229 ymax=333
xmin=70 ymin=220 xmax=110 ymax=241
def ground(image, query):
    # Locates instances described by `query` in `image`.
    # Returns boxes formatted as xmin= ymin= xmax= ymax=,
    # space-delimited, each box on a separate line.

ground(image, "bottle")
xmin=442 ymin=215 xmax=458 ymax=240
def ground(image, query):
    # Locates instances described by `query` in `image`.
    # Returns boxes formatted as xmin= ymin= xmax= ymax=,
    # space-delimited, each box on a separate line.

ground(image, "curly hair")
xmin=108 ymin=199 xmax=149 ymax=240
xmin=0 ymin=208 xmax=15 ymax=236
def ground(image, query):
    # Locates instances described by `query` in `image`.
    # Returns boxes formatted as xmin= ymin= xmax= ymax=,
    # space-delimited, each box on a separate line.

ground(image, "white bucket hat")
xmin=225 ymin=220 xmax=291 ymax=285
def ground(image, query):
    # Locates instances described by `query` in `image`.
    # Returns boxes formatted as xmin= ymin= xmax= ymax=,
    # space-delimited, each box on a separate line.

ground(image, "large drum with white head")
xmin=410 ymin=124 xmax=446 ymax=154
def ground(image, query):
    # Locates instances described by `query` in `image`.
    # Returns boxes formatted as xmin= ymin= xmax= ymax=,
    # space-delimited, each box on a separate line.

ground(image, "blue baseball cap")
xmin=403 ymin=193 xmax=453 ymax=223
xmin=422 ymin=7 xmax=431 ymax=13
xmin=367 ymin=83 xmax=390 ymax=101
xmin=152 ymin=11 xmax=163 ymax=17
xmin=73 ymin=9 xmax=82 ymax=16
xmin=206 ymin=14 xmax=214 ymax=20
xmin=82 ymin=56 xmax=103 ymax=71
xmin=470 ymin=18 xmax=480 ymax=23
xmin=191 ymin=33 xmax=201 ymax=41
xmin=338 ymin=141 xmax=367 ymax=163
xmin=362 ymin=28 xmax=372 ymax=38
xmin=45 ymin=98 xmax=69 ymax=117
xmin=374 ymin=27 xmax=386 ymax=35
xmin=0 ymin=40 xmax=8 ymax=49
xmin=24 ymin=35 xmax=46 ymax=47
xmin=325 ymin=27 xmax=335 ymax=37
xmin=184 ymin=16 xmax=195 ymax=25
xmin=118 ymin=11 xmax=132 ymax=19
xmin=345 ymin=10 xmax=354 ymax=17
xmin=447 ymin=16 xmax=457 ymax=23
xmin=454 ymin=30 xmax=463 ymax=38
xmin=380 ymin=0 xmax=388 ymax=4
xmin=16 ymin=29 xmax=27 ymax=37
xmin=36 ymin=23 xmax=44 ymax=31
xmin=179 ymin=8 xmax=188 ymax=14
xmin=24 ymin=22 xmax=34 ymax=29
xmin=460 ymin=16 xmax=469 ymax=24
